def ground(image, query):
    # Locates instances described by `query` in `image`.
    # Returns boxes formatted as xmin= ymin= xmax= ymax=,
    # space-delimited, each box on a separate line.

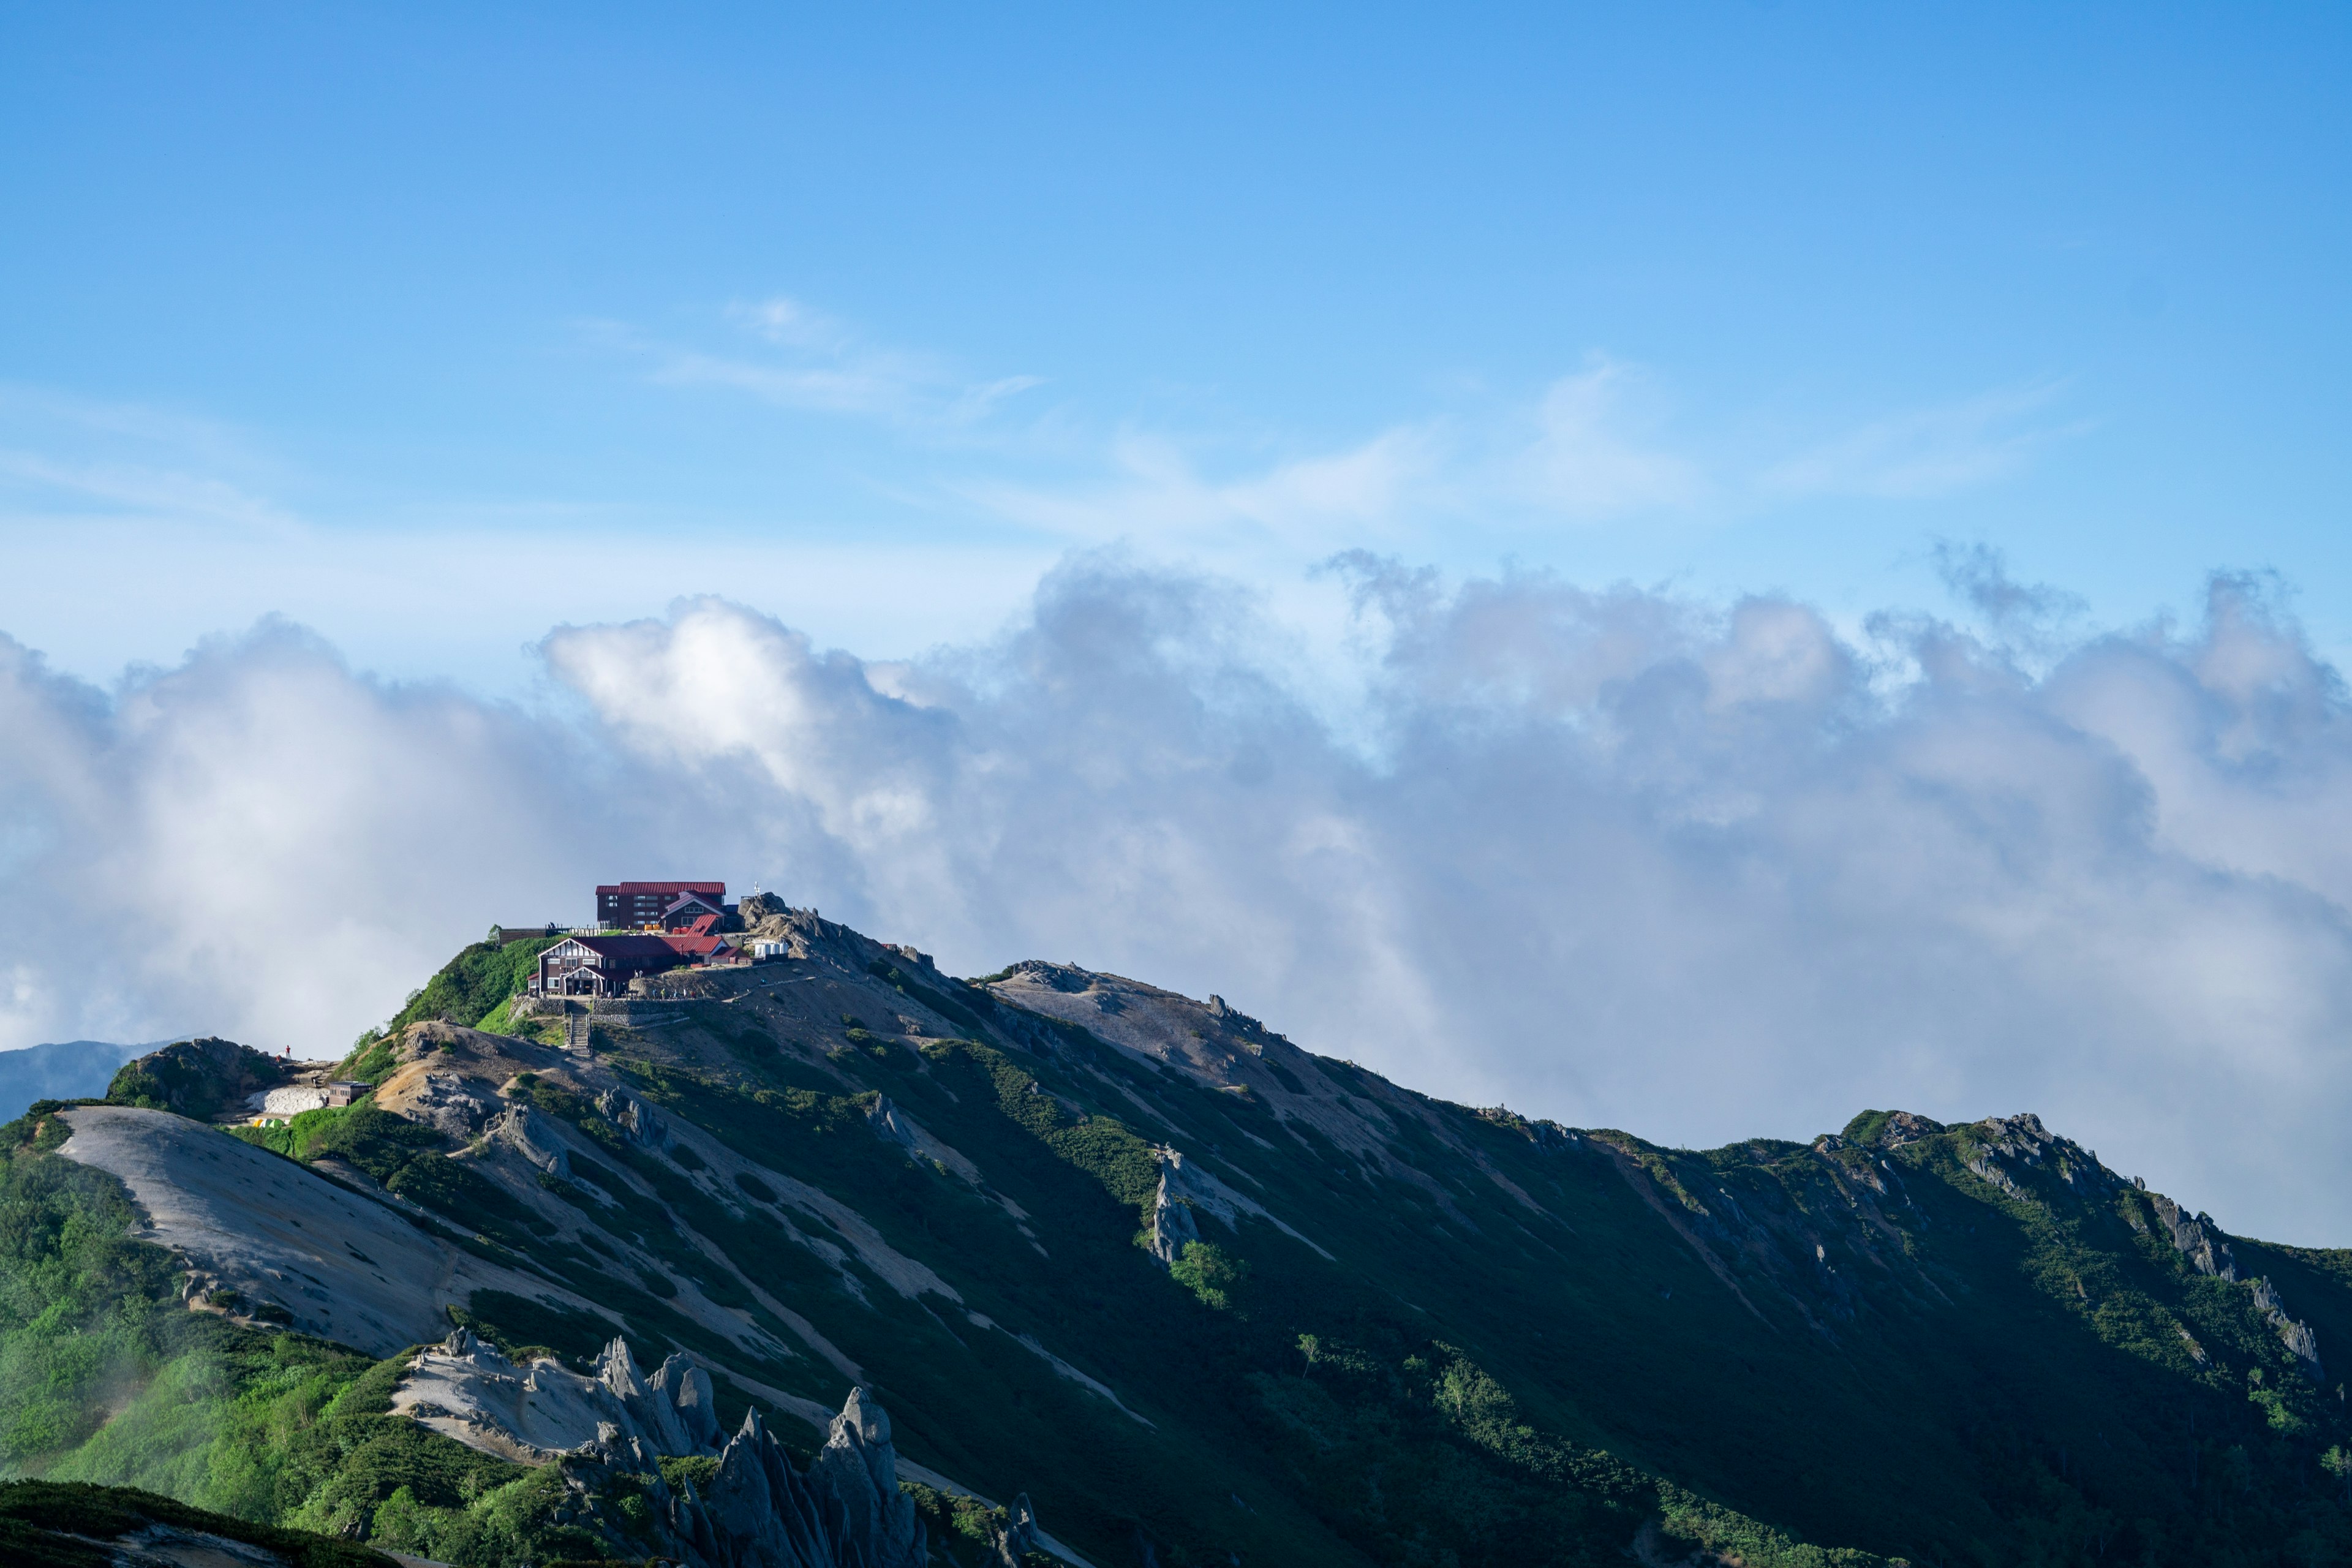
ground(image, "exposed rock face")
xmin=868 ymin=1095 xmax=984 ymax=1184
xmin=992 ymin=1492 xmax=1039 ymax=1567
xmin=807 ymin=1388 xmax=927 ymax=1567
xmin=393 ymin=1329 xmax=723 ymax=1463
xmin=1964 ymin=1114 xmax=2121 ymax=1205
xmin=1964 ymin=1153 xmax=2030 ymax=1204
xmin=596 ymin=1087 xmax=664 ymax=1145
xmin=1149 ymin=1145 xmax=1328 ymax=1261
xmin=1877 ymin=1111 xmax=1944 ymax=1147
xmin=555 ymin=1384 xmax=932 ymax=1568
xmin=2250 ymin=1276 xmax=2326 ymax=1382
xmin=599 ymin=1336 xmax=705 ymax=1456
xmin=380 ymin=1069 xmax=503 ymax=1139
xmin=739 ymin=890 xmax=790 ymax=924
xmin=1147 ymin=1169 xmax=1199 ymax=1265
xmin=489 ymin=1104 xmax=573 ymax=1180
xmin=2148 ymin=1193 xmax=2239 ymax=1280
xmin=398 ymin=1334 xmax=949 ymax=1566
xmin=2135 ymin=1189 xmax=2324 ymax=1381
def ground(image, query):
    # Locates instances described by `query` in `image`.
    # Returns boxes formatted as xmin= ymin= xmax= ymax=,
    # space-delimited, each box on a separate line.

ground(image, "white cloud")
xmin=1511 ymin=360 xmax=1706 ymax=515
xmin=1761 ymin=380 xmax=2079 ymax=500
xmin=630 ymin=296 xmax=1044 ymax=432
xmin=956 ymin=358 xmax=2069 ymax=560
xmin=0 ymin=448 xmax=299 ymax=533
xmin=0 ymin=383 xmax=301 ymax=534
xmin=7 ymin=564 xmax=2352 ymax=1248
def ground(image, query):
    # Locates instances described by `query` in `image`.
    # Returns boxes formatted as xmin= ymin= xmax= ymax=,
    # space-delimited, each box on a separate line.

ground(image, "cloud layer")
xmin=6 ymin=559 xmax=2350 ymax=1241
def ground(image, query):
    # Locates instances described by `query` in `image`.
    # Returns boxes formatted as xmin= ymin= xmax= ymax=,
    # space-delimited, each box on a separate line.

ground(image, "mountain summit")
xmin=1 ymin=902 xmax=2347 ymax=1565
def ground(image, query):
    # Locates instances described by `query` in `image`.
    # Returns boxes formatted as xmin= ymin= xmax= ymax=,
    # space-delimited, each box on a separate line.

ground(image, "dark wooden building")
xmin=532 ymin=934 xmax=694 ymax=998
xmin=597 ymin=880 xmax=726 ymax=929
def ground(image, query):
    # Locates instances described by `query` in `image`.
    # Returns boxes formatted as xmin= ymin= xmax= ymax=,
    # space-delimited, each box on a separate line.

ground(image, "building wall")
xmin=595 ymin=881 xmax=725 ymax=928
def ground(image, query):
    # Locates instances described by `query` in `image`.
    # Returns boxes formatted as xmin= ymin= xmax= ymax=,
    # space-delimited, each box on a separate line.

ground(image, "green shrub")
xmin=1169 ymin=1241 xmax=1248 ymax=1313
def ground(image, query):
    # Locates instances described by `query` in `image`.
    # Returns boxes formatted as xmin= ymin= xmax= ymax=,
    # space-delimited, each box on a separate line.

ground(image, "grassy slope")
xmin=570 ymin=1020 xmax=1910 ymax=1564
xmin=584 ymin=971 xmax=2352 ymax=1567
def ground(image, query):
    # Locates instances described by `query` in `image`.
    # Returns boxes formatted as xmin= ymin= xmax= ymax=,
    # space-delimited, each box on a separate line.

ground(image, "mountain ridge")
xmin=0 ymin=905 xmax=2346 ymax=1564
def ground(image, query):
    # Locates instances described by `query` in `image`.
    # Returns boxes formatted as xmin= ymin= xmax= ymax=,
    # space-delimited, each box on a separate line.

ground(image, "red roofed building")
xmin=597 ymin=881 xmax=725 ymax=929
xmin=660 ymin=891 xmax=728 ymax=932
xmin=660 ymin=932 xmax=738 ymax=962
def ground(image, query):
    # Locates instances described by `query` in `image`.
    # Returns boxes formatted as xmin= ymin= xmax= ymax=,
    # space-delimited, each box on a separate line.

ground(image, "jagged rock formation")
xmin=2250 ymin=1276 xmax=2326 ymax=1379
xmin=555 ymin=1384 xmax=931 ymax=1568
xmin=739 ymin=891 xmax=791 ymax=924
xmin=992 ymin=1491 xmax=1039 ymax=1567
xmin=596 ymin=1085 xmax=664 ymax=1144
xmin=2138 ymin=1194 xmax=2327 ymax=1382
xmin=488 ymin=1103 xmax=573 ymax=1178
xmin=1148 ymin=1146 xmax=1323 ymax=1265
xmin=599 ymin=1334 xmax=725 ymax=1453
xmin=2150 ymin=1191 xmax=2239 ymax=1280
xmin=1147 ymin=1164 xmax=1198 ymax=1265
xmin=867 ymin=1094 xmax=982 ymax=1183
xmin=399 ymin=1328 xmax=941 ymax=1567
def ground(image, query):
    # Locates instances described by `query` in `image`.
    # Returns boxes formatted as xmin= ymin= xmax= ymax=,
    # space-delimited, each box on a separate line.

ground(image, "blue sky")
xmin=4 ymin=3 xmax=2348 ymax=688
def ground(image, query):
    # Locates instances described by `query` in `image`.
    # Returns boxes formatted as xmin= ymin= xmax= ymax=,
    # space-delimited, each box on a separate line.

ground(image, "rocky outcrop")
xmin=1147 ymin=1146 xmax=1328 ymax=1262
xmin=1964 ymin=1114 xmax=2120 ymax=1205
xmin=739 ymin=890 xmax=790 ymax=924
xmin=867 ymin=1095 xmax=984 ymax=1185
xmin=1147 ymin=1169 xmax=1199 ymax=1265
xmin=597 ymin=1336 xmax=718 ymax=1456
xmin=489 ymin=1104 xmax=573 ymax=1180
xmin=2250 ymin=1276 xmax=2325 ymax=1382
xmin=596 ymin=1087 xmax=664 ymax=1145
xmin=2139 ymin=1192 xmax=2323 ymax=1381
xmin=652 ymin=1348 xmax=726 ymax=1451
xmin=990 ymin=1492 xmax=1038 ymax=1567
xmin=396 ymin=1332 xmax=964 ymax=1566
xmin=1877 ymin=1110 xmax=1945 ymax=1147
xmin=805 ymin=1388 xmax=928 ymax=1567
xmin=2147 ymin=1193 xmax=2238 ymax=1280
xmin=393 ymin=1329 xmax=725 ymax=1462
xmin=554 ymin=1384 xmax=932 ymax=1568
xmin=1964 ymin=1153 xmax=2030 ymax=1204
xmin=382 ymin=1069 xmax=502 ymax=1139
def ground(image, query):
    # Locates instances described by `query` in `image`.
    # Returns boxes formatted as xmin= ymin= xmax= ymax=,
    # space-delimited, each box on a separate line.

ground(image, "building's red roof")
xmin=597 ymin=881 xmax=726 ymax=897
xmin=660 ymin=933 xmax=735 ymax=958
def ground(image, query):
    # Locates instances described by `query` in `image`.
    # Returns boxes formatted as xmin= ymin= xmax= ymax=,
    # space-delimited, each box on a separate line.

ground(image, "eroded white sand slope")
xmin=56 ymin=1105 xmax=600 ymax=1355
